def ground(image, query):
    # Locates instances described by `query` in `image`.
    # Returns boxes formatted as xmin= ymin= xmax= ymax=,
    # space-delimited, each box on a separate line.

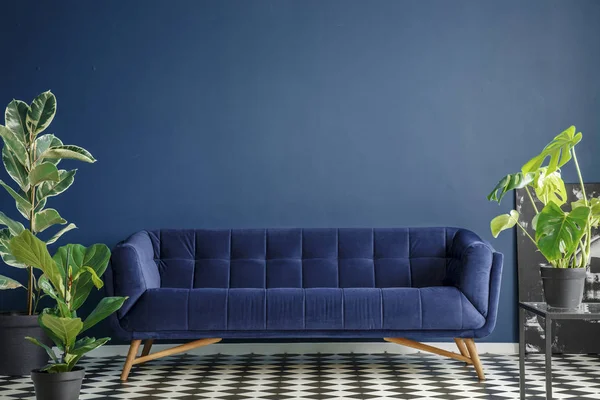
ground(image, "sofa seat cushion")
xmin=120 ymin=287 xmax=485 ymax=332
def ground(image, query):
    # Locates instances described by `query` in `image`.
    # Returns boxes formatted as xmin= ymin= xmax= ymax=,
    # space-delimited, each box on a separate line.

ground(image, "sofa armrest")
xmin=110 ymin=231 xmax=161 ymax=318
xmin=446 ymin=229 xmax=500 ymax=317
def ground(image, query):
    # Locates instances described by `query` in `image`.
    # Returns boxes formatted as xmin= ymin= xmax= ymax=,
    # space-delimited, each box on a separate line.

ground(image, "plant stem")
xmin=572 ymin=147 xmax=592 ymax=268
xmin=516 ymin=221 xmax=536 ymax=246
xmin=572 ymin=148 xmax=588 ymax=207
xmin=26 ymin=132 xmax=37 ymax=315
xmin=524 ymin=186 xmax=539 ymax=214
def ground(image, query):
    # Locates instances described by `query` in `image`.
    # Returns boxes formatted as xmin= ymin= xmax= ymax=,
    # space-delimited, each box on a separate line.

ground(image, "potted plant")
xmin=0 ymin=91 xmax=97 ymax=375
xmin=8 ymin=230 xmax=126 ymax=400
xmin=488 ymin=126 xmax=599 ymax=309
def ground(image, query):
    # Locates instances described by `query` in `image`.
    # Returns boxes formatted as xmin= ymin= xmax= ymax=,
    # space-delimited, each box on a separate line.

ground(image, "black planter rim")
xmin=0 ymin=313 xmax=40 ymax=328
xmin=540 ymin=265 xmax=587 ymax=279
xmin=31 ymin=366 xmax=85 ymax=382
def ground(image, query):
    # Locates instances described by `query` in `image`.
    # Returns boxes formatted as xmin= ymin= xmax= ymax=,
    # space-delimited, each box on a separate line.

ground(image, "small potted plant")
xmin=488 ymin=126 xmax=598 ymax=309
xmin=9 ymin=230 xmax=126 ymax=400
xmin=0 ymin=91 xmax=97 ymax=375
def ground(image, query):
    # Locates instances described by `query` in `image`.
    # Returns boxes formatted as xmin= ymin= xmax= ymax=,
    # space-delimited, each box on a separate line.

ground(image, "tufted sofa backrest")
xmin=145 ymin=228 xmax=466 ymax=289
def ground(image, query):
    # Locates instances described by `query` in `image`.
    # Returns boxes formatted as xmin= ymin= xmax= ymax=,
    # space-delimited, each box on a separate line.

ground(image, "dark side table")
xmin=519 ymin=302 xmax=600 ymax=400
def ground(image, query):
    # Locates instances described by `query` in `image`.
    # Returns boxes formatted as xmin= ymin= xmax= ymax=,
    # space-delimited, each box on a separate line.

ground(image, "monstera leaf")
xmin=487 ymin=172 xmax=534 ymax=203
xmin=535 ymin=202 xmax=590 ymax=262
xmin=572 ymin=197 xmax=600 ymax=228
xmin=522 ymin=126 xmax=582 ymax=174
xmin=534 ymin=168 xmax=567 ymax=206
xmin=53 ymin=243 xmax=111 ymax=310
xmin=490 ymin=210 xmax=520 ymax=238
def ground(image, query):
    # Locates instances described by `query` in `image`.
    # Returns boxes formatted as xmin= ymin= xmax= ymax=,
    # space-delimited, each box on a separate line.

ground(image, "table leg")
xmin=545 ymin=316 xmax=552 ymax=400
xmin=519 ymin=307 xmax=526 ymax=400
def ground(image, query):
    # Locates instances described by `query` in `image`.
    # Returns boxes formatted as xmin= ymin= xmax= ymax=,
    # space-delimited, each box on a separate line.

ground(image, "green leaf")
xmin=532 ymin=213 xmax=540 ymax=230
xmin=29 ymin=162 xmax=60 ymax=186
xmin=33 ymin=208 xmax=66 ymax=234
xmin=0 ymin=180 xmax=31 ymax=215
xmin=43 ymin=363 xmax=70 ymax=373
xmin=70 ymin=337 xmax=110 ymax=358
xmin=81 ymin=297 xmax=126 ymax=333
xmin=9 ymin=230 xmax=64 ymax=293
xmin=534 ymin=168 xmax=567 ymax=206
xmin=36 ymin=169 xmax=76 ymax=201
xmin=0 ymin=126 xmax=28 ymax=167
xmin=535 ymin=202 xmax=590 ymax=261
xmin=490 ymin=210 xmax=520 ymax=238
xmin=2 ymin=145 xmax=29 ymax=191
xmin=0 ymin=211 xmax=25 ymax=236
xmin=26 ymin=91 xmax=56 ymax=136
xmin=0 ymin=274 xmax=23 ymax=289
xmin=522 ymin=126 xmax=582 ymax=174
xmin=37 ymin=309 xmax=64 ymax=350
xmin=75 ymin=266 xmax=104 ymax=289
xmin=34 ymin=134 xmax=63 ymax=166
xmin=39 ymin=312 xmax=82 ymax=349
xmin=38 ymin=275 xmax=71 ymax=317
xmin=5 ymin=100 xmax=29 ymax=142
xmin=573 ymin=197 xmax=600 ymax=228
xmin=46 ymin=223 xmax=77 ymax=245
xmin=53 ymin=243 xmax=111 ymax=310
xmin=39 ymin=145 xmax=95 ymax=164
xmin=0 ymin=229 xmax=27 ymax=268
xmin=25 ymin=336 xmax=58 ymax=363
xmin=487 ymin=172 xmax=534 ymax=204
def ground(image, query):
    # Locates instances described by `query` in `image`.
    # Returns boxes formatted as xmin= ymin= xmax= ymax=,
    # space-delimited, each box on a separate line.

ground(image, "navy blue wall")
xmin=1 ymin=0 xmax=600 ymax=343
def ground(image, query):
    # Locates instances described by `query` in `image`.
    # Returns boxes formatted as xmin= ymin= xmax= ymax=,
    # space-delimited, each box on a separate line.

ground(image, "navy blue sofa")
xmin=106 ymin=228 xmax=503 ymax=381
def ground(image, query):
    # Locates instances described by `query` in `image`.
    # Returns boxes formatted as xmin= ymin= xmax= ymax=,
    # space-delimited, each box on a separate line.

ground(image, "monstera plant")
xmin=0 ymin=91 xmax=96 ymax=315
xmin=488 ymin=126 xmax=599 ymax=308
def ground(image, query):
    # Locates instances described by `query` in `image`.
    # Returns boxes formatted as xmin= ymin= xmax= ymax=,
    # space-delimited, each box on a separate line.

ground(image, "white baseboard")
xmin=88 ymin=342 xmax=518 ymax=357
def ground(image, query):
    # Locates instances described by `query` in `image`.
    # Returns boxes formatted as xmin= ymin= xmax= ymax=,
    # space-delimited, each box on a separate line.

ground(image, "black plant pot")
xmin=31 ymin=367 xmax=85 ymax=400
xmin=0 ymin=313 xmax=50 ymax=376
xmin=540 ymin=266 xmax=587 ymax=309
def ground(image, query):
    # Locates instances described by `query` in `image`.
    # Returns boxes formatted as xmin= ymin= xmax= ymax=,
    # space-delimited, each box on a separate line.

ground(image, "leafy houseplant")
xmin=0 ymin=91 xmax=97 ymax=375
xmin=9 ymin=230 xmax=126 ymax=400
xmin=488 ymin=126 xmax=598 ymax=308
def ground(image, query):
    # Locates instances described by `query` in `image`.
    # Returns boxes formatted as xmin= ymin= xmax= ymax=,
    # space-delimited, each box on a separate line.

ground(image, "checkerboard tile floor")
xmin=1 ymin=353 xmax=599 ymax=399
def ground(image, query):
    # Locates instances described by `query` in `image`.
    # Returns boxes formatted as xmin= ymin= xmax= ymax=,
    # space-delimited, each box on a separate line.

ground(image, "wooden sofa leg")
xmin=120 ymin=338 xmax=222 ymax=381
xmin=454 ymin=338 xmax=470 ymax=365
xmin=384 ymin=337 xmax=485 ymax=381
xmin=141 ymin=339 xmax=154 ymax=357
xmin=464 ymin=338 xmax=485 ymax=381
xmin=120 ymin=340 xmax=142 ymax=381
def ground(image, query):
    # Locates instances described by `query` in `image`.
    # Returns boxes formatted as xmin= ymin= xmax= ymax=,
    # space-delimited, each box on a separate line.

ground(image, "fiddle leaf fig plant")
xmin=0 ymin=91 xmax=95 ymax=314
xmin=9 ymin=230 xmax=127 ymax=373
xmin=488 ymin=126 xmax=598 ymax=269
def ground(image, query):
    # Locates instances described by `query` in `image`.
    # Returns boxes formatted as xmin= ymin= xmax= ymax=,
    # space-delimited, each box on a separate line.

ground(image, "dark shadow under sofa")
xmin=106 ymin=227 xmax=503 ymax=381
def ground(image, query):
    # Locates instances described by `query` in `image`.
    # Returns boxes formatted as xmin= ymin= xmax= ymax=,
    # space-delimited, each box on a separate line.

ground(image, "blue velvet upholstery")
xmin=107 ymin=228 xmax=502 ymax=340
